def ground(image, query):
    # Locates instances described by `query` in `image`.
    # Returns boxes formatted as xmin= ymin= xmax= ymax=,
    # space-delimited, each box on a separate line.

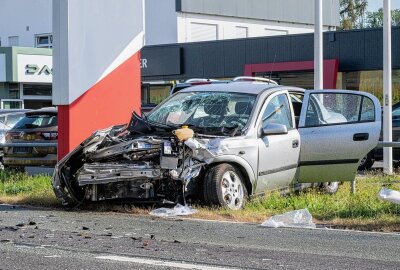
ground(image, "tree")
xmin=365 ymin=8 xmax=400 ymax=28
xmin=340 ymin=0 xmax=368 ymax=30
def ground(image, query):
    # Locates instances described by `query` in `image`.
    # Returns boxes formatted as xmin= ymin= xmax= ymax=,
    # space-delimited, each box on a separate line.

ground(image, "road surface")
xmin=0 ymin=204 xmax=399 ymax=270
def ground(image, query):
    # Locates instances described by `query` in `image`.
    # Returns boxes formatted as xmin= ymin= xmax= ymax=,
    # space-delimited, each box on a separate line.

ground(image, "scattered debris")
xmin=379 ymin=188 xmax=400 ymax=205
xmin=149 ymin=204 xmax=198 ymax=218
xmin=0 ymin=239 xmax=11 ymax=243
xmin=261 ymin=209 xmax=316 ymax=229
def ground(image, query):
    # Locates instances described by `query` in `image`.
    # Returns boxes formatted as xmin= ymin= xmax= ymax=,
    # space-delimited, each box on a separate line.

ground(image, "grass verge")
xmin=0 ymin=170 xmax=58 ymax=207
xmin=0 ymin=170 xmax=399 ymax=232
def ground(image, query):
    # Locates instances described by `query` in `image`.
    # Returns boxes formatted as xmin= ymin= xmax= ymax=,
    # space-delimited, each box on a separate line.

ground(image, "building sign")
xmin=0 ymin=54 xmax=5 ymax=82
xmin=141 ymin=47 xmax=181 ymax=77
xmin=17 ymin=54 xmax=52 ymax=83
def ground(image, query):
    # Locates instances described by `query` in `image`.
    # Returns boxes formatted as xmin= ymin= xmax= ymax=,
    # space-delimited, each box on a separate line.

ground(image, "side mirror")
xmin=261 ymin=123 xmax=288 ymax=136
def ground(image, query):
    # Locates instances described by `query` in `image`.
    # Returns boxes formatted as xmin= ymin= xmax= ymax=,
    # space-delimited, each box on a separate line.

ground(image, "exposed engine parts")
xmin=52 ymin=113 xmax=213 ymax=206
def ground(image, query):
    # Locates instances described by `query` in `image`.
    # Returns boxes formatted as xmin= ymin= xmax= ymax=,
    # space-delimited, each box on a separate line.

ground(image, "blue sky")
xmin=367 ymin=0 xmax=400 ymax=11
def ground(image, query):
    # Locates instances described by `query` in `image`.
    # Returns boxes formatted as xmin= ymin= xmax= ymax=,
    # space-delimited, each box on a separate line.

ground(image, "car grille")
xmin=13 ymin=147 xmax=33 ymax=154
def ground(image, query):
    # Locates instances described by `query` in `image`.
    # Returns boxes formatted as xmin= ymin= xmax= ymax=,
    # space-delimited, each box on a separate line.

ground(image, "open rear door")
xmin=297 ymin=90 xmax=381 ymax=183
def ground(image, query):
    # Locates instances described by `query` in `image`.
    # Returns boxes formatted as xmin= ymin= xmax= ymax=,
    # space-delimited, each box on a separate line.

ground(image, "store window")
xmin=1 ymin=100 xmax=23 ymax=109
xmin=35 ymin=34 xmax=53 ymax=48
xmin=8 ymin=83 xmax=20 ymax=99
xmin=141 ymin=83 xmax=172 ymax=106
xmin=341 ymin=70 xmax=400 ymax=102
xmin=23 ymin=84 xmax=52 ymax=96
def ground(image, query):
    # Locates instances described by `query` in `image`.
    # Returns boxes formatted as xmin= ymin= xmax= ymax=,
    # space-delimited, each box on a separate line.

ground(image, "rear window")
xmin=5 ymin=114 xmax=25 ymax=127
xmin=13 ymin=114 xmax=58 ymax=129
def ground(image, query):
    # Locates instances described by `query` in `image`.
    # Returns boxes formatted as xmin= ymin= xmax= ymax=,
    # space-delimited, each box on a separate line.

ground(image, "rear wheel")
xmin=320 ymin=181 xmax=339 ymax=195
xmin=358 ymin=152 xmax=374 ymax=171
xmin=203 ymin=164 xmax=247 ymax=210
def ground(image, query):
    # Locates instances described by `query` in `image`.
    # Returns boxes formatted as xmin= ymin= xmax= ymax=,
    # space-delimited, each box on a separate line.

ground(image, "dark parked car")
xmin=359 ymin=101 xmax=400 ymax=170
xmin=3 ymin=108 xmax=58 ymax=168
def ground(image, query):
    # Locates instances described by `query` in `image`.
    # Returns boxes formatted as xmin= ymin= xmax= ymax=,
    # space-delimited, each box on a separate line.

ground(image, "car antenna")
xmin=268 ymin=54 xmax=277 ymax=83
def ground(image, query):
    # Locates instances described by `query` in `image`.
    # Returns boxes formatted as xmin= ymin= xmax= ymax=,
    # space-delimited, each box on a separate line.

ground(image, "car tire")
xmin=320 ymin=182 xmax=339 ymax=195
xmin=358 ymin=152 xmax=374 ymax=171
xmin=203 ymin=163 xmax=248 ymax=210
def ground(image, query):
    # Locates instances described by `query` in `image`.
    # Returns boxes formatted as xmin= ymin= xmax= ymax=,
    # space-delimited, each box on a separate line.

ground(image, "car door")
xmin=297 ymin=90 xmax=381 ymax=183
xmin=255 ymin=91 xmax=300 ymax=193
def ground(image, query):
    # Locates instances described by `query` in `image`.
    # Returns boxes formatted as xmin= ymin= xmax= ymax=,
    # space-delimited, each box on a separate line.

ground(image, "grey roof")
xmin=180 ymin=81 xmax=282 ymax=95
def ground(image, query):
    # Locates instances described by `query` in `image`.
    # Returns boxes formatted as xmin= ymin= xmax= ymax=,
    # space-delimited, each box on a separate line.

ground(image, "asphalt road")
xmin=0 ymin=204 xmax=399 ymax=270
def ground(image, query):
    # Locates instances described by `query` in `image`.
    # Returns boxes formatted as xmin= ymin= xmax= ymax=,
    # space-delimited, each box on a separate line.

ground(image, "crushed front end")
xmin=52 ymin=113 xmax=205 ymax=207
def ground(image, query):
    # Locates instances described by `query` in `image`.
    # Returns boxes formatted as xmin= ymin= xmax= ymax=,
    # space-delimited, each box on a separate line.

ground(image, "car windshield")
xmin=148 ymin=92 xmax=256 ymax=135
xmin=13 ymin=114 xmax=57 ymax=129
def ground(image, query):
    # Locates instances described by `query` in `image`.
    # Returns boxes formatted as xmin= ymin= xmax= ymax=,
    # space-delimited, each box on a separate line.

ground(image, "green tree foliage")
xmin=340 ymin=0 xmax=368 ymax=30
xmin=366 ymin=8 xmax=400 ymax=28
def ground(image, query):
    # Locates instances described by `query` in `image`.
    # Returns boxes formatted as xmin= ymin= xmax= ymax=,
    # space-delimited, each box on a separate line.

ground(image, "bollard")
xmin=351 ymin=179 xmax=356 ymax=194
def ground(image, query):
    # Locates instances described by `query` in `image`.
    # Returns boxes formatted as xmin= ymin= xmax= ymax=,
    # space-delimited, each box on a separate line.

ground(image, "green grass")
xmin=0 ymin=170 xmax=399 ymax=231
xmin=0 ymin=170 xmax=57 ymax=206
xmin=193 ymin=173 xmax=400 ymax=231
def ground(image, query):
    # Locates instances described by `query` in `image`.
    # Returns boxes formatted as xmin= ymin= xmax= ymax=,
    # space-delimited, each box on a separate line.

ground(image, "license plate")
xmin=13 ymin=147 xmax=33 ymax=154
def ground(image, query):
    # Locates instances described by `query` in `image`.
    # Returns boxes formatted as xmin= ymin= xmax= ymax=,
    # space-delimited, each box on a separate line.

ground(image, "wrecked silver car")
xmin=53 ymin=81 xmax=381 ymax=210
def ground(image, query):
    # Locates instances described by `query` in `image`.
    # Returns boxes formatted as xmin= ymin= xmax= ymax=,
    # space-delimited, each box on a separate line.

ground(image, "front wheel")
xmin=203 ymin=164 xmax=248 ymax=210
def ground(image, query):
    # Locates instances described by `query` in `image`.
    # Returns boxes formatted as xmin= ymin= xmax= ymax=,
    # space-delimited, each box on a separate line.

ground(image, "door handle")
xmin=353 ymin=133 xmax=369 ymax=141
xmin=292 ymin=140 xmax=299 ymax=148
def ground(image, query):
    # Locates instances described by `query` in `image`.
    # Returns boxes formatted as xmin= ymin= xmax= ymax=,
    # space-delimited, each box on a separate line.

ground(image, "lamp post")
xmin=314 ymin=0 xmax=323 ymax=90
xmin=383 ymin=0 xmax=393 ymax=175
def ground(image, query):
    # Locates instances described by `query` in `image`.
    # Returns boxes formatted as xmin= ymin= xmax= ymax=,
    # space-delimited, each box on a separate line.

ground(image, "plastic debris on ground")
xmin=261 ymin=209 xmax=316 ymax=229
xmin=378 ymin=187 xmax=400 ymax=205
xmin=149 ymin=204 xmax=198 ymax=218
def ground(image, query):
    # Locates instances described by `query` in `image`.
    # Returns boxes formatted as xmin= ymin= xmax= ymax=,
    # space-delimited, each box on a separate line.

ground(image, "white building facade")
xmin=0 ymin=0 xmax=339 ymax=47
xmin=146 ymin=0 xmax=340 ymax=45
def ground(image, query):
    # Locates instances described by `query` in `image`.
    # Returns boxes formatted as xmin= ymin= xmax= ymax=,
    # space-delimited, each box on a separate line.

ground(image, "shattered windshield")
xmin=147 ymin=92 xmax=256 ymax=135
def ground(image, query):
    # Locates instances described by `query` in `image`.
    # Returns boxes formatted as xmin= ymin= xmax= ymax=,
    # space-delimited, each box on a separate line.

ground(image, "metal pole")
xmin=351 ymin=179 xmax=356 ymax=194
xmin=314 ymin=0 xmax=323 ymax=90
xmin=383 ymin=0 xmax=393 ymax=175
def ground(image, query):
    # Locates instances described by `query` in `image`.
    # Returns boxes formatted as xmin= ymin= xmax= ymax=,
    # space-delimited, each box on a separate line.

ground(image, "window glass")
xmin=5 ymin=114 xmax=25 ymax=127
xmin=13 ymin=114 xmax=57 ymax=129
xmin=262 ymin=94 xmax=293 ymax=129
xmin=23 ymin=84 xmax=52 ymax=96
xmin=360 ymin=97 xmax=375 ymax=122
xmin=305 ymin=93 xmax=375 ymax=127
xmin=148 ymin=92 xmax=256 ymax=135
xmin=393 ymin=106 xmax=400 ymax=119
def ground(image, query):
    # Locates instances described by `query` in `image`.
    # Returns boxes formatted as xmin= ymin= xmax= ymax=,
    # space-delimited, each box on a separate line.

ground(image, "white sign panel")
xmin=0 ymin=54 xmax=6 ymax=82
xmin=17 ymin=54 xmax=52 ymax=83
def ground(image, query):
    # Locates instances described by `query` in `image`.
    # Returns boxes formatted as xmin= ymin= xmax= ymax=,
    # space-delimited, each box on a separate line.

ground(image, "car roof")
xmin=179 ymin=81 xmax=302 ymax=95
xmin=26 ymin=107 xmax=57 ymax=116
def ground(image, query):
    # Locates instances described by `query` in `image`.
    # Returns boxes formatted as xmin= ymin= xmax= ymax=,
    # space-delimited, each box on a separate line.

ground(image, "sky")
xmin=367 ymin=0 xmax=400 ymax=11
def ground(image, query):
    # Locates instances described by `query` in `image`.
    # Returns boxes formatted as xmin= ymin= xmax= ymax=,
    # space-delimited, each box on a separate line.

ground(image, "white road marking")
xmin=96 ymin=255 xmax=242 ymax=270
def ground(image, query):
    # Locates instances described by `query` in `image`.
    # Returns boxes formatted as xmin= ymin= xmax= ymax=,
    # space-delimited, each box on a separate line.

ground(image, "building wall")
xmin=177 ymin=0 xmax=340 ymax=27
xmin=145 ymin=0 xmax=178 ymax=45
xmin=0 ymin=0 xmax=52 ymax=47
xmin=177 ymin=12 xmax=332 ymax=43
xmin=141 ymin=27 xmax=400 ymax=82
xmin=0 ymin=0 xmax=339 ymax=47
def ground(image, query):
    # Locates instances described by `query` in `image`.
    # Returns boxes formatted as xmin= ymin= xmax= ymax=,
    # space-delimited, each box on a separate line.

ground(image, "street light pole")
xmin=383 ymin=0 xmax=393 ymax=175
xmin=314 ymin=0 xmax=323 ymax=90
